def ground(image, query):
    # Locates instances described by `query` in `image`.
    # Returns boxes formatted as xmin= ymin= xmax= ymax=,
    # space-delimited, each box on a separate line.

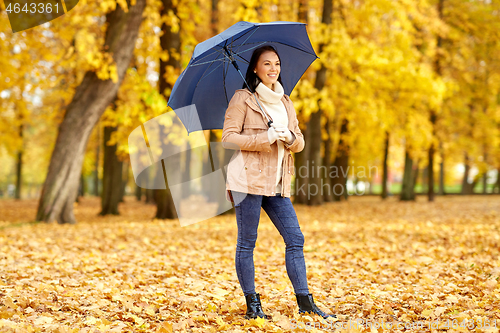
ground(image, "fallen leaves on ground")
xmin=0 ymin=195 xmax=499 ymax=332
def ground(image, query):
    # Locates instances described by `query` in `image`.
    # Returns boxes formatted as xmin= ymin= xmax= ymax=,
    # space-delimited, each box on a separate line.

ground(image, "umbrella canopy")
xmin=167 ymin=21 xmax=318 ymax=134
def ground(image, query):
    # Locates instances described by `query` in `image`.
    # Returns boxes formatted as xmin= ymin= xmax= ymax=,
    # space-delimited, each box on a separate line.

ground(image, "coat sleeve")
xmin=283 ymin=97 xmax=305 ymax=153
xmin=221 ymin=92 xmax=272 ymax=153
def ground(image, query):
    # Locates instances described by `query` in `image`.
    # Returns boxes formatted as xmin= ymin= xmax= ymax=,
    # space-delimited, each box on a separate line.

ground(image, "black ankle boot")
xmin=296 ymin=293 xmax=337 ymax=319
xmin=244 ymin=293 xmax=271 ymax=319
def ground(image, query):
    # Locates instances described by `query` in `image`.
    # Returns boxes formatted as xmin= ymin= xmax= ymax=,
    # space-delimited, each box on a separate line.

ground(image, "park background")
xmin=0 ymin=0 xmax=499 ymax=224
xmin=1 ymin=0 xmax=500 ymax=332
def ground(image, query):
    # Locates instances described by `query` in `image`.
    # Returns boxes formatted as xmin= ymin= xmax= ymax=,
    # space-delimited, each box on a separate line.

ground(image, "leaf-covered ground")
xmin=0 ymin=195 xmax=499 ymax=332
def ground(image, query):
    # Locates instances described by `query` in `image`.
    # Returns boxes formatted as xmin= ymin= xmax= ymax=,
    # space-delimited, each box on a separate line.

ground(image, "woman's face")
xmin=254 ymin=51 xmax=280 ymax=90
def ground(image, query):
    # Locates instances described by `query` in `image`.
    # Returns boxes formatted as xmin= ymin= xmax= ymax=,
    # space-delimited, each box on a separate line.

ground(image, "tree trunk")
xmin=461 ymin=153 xmax=473 ymax=194
xmin=411 ymin=160 xmax=420 ymax=197
xmin=471 ymin=174 xmax=481 ymax=193
xmin=307 ymin=110 xmax=323 ymax=205
xmin=209 ymin=134 xmax=230 ymax=209
xmin=332 ymin=118 xmax=349 ymax=201
xmin=36 ymin=0 xmax=146 ymax=223
xmin=306 ymin=0 xmax=332 ymax=206
xmin=159 ymin=0 xmax=180 ymax=98
xmin=207 ymin=132 xmax=218 ymax=202
xmin=322 ymin=116 xmax=333 ymax=202
xmin=422 ymin=166 xmax=428 ymax=194
xmin=204 ymin=0 xmax=224 ymax=206
xmin=15 ymin=152 xmax=22 ymax=200
xmin=79 ymin=172 xmax=85 ymax=197
xmin=201 ymin=141 xmax=213 ymax=199
xmin=146 ymin=189 xmax=154 ymax=204
xmin=154 ymin=185 xmax=176 ymax=218
xmin=298 ymin=0 xmax=308 ymax=22
xmin=135 ymin=182 xmax=142 ymax=201
xmin=219 ymin=146 xmax=235 ymax=215
xmin=494 ymin=167 xmax=500 ymax=194
xmin=381 ymin=131 xmax=389 ymax=199
xmin=400 ymin=150 xmax=415 ymax=201
xmin=211 ymin=0 xmax=219 ymax=34
xmin=292 ymin=0 xmax=309 ymax=205
xmin=482 ymin=171 xmax=488 ymax=194
xmin=294 ymin=125 xmax=310 ymax=204
xmin=155 ymin=154 xmax=179 ymax=219
xmin=428 ymin=0 xmax=443 ymax=202
xmin=181 ymin=141 xmax=192 ymax=200
xmin=120 ymin=160 xmax=129 ymax=202
xmin=153 ymin=0 xmax=182 ymax=219
xmin=94 ymin=121 xmax=100 ymax=196
xmin=427 ymin=115 xmax=436 ymax=201
xmin=438 ymin=143 xmax=445 ymax=195
xmin=100 ymin=125 xmax=123 ymax=215
xmin=482 ymin=152 xmax=488 ymax=194
xmin=292 ymin=0 xmax=309 ymax=204
xmin=15 ymin=124 xmax=23 ymax=200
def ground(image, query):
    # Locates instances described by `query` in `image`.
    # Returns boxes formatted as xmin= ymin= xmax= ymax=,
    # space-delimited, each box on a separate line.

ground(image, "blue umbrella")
xmin=167 ymin=21 xmax=318 ymax=134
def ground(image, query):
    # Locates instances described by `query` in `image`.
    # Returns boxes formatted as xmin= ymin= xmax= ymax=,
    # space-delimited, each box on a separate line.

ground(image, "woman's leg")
xmin=261 ymin=195 xmax=309 ymax=295
xmin=232 ymin=191 xmax=263 ymax=296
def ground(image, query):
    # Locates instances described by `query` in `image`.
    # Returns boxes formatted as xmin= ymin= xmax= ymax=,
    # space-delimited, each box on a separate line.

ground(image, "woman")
xmin=221 ymin=45 xmax=336 ymax=320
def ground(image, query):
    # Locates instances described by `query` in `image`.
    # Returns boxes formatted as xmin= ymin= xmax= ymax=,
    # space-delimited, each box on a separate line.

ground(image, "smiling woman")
xmin=222 ymin=45 xmax=336 ymax=321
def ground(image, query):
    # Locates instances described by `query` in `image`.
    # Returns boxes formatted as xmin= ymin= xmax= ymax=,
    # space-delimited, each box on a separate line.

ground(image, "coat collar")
xmin=255 ymin=81 xmax=284 ymax=104
xmin=236 ymin=88 xmax=294 ymax=130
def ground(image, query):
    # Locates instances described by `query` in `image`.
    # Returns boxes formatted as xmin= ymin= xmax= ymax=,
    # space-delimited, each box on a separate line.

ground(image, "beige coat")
xmin=221 ymin=88 xmax=305 ymax=202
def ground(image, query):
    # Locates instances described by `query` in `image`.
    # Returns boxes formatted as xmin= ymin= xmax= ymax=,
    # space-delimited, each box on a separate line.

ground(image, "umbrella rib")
xmin=222 ymin=57 xmax=230 ymax=105
xmin=190 ymin=57 xmax=226 ymax=67
xmin=235 ymin=26 xmax=260 ymax=54
xmin=234 ymin=52 xmax=250 ymax=64
xmin=191 ymin=46 xmax=228 ymax=66
xmin=197 ymin=61 xmax=224 ymax=83
xmin=268 ymin=41 xmax=318 ymax=57
xmin=236 ymin=40 xmax=318 ymax=58
xmin=221 ymin=26 xmax=261 ymax=53
xmin=190 ymin=47 xmax=227 ymax=67
xmin=191 ymin=35 xmax=317 ymax=67
xmin=194 ymin=39 xmax=241 ymax=66
xmin=193 ymin=41 xmax=265 ymax=67
xmin=232 ymin=41 xmax=268 ymax=58
xmin=212 ymin=45 xmax=233 ymax=61
xmin=193 ymin=50 xmax=225 ymax=85
xmin=189 ymin=46 xmax=234 ymax=67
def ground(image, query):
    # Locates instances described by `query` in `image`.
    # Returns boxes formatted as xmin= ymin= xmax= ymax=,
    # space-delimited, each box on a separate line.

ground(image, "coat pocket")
xmin=238 ymin=151 xmax=261 ymax=184
xmin=238 ymin=152 xmax=251 ymax=179
xmin=288 ymin=154 xmax=295 ymax=175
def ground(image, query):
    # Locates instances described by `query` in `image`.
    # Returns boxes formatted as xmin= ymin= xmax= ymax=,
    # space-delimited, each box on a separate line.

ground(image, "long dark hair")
xmin=242 ymin=45 xmax=283 ymax=92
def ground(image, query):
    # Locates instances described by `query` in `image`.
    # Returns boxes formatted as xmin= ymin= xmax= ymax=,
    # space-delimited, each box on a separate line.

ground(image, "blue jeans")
xmin=231 ymin=190 xmax=310 ymax=296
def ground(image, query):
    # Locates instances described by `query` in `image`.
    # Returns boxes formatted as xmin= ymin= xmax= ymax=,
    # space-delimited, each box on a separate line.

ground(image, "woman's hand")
xmin=272 ymin=123 xmax=293 ymax=144
xmin=268 ymin=126 xmax=280 ymax=144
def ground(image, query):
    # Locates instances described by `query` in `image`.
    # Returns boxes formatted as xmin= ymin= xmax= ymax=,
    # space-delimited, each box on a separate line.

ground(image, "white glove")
xmin=268 ymin=126 xmax=280 ymax=144
xmin=272 ymin=123 xmax=293 ymax=143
